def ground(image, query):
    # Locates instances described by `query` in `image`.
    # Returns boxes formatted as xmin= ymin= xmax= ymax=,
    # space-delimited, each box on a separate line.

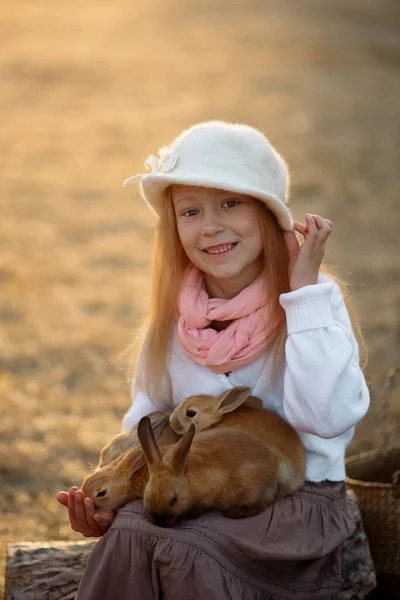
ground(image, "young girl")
xmin=57 ymin=121 xmax=372 ymax=599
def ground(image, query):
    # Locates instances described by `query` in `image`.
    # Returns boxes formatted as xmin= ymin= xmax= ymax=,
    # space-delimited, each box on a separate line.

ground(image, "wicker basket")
xmin=346 ymin=445 xmax=400 ymax=576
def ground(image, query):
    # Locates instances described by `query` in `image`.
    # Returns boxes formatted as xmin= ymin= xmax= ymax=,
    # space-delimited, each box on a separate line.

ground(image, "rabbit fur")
xmin=98 ymin=409 xmax=178 ymax=468
xmin=137 ymin=415 xmax=281 ymax=528
xmin=169 ymin=386 xmax=305 ymax=496
xmin=82 ymin=411 xmax=180 ymax=510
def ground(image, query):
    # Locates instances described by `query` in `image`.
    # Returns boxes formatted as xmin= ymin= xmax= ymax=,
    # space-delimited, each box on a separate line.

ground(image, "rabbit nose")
xmin=96 ymin=488 xmax=107 ymax=498
xmin=152 ymin=513 xmax=167 ymax=528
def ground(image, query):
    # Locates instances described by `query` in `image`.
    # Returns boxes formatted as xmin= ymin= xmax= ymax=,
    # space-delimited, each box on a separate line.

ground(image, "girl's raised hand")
xmin=56 ymin=487 xmax=116 ymax=537
xmin=283 ymin=214 xmax=332 ymax=291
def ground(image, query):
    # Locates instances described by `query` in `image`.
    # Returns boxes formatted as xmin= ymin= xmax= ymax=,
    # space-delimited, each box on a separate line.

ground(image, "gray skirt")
xmin=76 ymin=482 xmax=373 ymax=600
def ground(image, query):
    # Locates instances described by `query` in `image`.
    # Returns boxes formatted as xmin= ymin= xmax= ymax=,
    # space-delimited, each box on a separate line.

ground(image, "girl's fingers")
xmin=293 ymin=221 xmax=307 ymax=235
xmin=65 ymin=487 xmax=106 ymax=536
xmin=56 ymin=491 xmax=69 ymax=507
xmin=69 ymin=488 xmax=94 ymax=536
xmin=305 ymin=214 xmax=318 ymax=237
xmin=310 ymin=214 xmax=332 ymax=228
xmin=295 ymin=215 xmax=332 ymax=245
xmin=317 ymin=229 xmax=331 ymax=244
xmin=68 ymin=488 xmax=81 ymax=532
xmin=311 ymin=215 xmax=332 ymax=236
xmin=311 ymin=215 xmax=332 ymax=243
xmin=73 ymin=490 xmax=91 ymax=532
xmin=84 ymin=498 xmax=103 ymax=535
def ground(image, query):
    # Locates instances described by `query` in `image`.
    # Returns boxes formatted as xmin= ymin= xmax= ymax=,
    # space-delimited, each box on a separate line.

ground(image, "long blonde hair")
xmin=130 ymin=194 xmax=367 ymax=401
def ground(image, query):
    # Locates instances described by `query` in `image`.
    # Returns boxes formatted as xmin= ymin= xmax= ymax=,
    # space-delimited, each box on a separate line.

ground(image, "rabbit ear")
xmin=216 ymin=386 xmax=253 ymax=413
xmin=119 ymin=447 xmax=147 ymax=479
xmin=241 ymin=395 xmax=263 ymax=408
xmin=170 ymin=423 xmax=195 ymax=474
xmin=138 ymin=416 xmax=163 ymax=471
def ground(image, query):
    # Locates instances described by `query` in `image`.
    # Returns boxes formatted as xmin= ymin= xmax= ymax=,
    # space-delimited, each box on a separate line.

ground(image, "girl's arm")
xmin=122 ymin=385 xmax=171 ymax=431
xmin=122 ymin=348 xmax=173 ymax=432
xmin=279 ymin=278 xmax=370 ymax=439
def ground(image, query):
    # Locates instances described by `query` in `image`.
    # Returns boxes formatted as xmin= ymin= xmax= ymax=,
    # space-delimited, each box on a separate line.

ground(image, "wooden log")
xmin=5 ymin=540 xmax=96 ymax=600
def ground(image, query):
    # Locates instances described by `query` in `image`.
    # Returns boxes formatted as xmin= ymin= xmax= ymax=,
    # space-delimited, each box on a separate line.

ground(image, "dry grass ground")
xmin=1 ymin=0 xmax=399 ymax=591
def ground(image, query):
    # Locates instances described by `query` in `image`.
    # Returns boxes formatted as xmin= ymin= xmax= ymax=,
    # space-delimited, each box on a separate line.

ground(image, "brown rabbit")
xmin=169 ymin=386 xmax=305 ymax=496
xmin=137 ymin=415 xmax=280 ymax=528
xmin=98 ymin=410 xmax=179 ymax=467
xmin=82 ymin=445 xmax=149 ymax=510
xmin=82 ymin=413 xmax=180 ymax=510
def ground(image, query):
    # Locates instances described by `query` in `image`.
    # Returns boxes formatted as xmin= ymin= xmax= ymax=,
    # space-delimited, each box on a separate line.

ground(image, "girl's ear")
xmin=216 ymin=386 xmax=253 ymax=413
xmin=170 ymin=423 xmax=195 ymax=474
xmin=137 ymin=417 xmax=163 ymax=471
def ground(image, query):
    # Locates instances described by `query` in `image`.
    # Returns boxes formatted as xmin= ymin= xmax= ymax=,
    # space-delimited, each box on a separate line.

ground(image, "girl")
xmin=57 ymin=121 xmax=373 ymax=599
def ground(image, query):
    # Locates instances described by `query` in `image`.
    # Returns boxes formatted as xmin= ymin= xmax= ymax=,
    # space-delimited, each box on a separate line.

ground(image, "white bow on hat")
xmin=123 ymin=153 xmax=178 ymax=186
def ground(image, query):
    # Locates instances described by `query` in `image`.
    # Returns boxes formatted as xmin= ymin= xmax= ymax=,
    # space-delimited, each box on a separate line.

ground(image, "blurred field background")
xmin=1 ymin=0 xmax=399 ymax=590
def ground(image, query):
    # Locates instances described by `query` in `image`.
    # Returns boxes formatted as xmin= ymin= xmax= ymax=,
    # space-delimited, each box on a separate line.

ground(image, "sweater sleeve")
xmin=121 ymin=346 xmax=173 ymax=432
xmin=279 ymin=277 xmax=370 ymax=439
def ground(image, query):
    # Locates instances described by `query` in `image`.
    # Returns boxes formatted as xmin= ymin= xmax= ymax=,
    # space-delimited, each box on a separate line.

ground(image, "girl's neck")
xmin=203 ymin=260 xmax=264 ymax=300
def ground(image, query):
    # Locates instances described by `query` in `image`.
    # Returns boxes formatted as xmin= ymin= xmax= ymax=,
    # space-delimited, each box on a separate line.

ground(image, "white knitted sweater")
xmin=122 ymin=275 xmax=369 ymax=482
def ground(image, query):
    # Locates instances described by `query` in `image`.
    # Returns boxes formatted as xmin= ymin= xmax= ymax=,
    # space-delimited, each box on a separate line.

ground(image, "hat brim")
xmin=140 ymin=170 xmax=293 ymax=231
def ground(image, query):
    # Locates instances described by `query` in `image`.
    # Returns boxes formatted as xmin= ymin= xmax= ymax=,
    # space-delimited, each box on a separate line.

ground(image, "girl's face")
xmin=171 ymin=185 xmax=264 ymax=296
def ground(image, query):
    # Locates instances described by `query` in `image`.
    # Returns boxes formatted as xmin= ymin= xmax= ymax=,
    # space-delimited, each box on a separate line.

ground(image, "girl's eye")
xmin=170 ymin=495 xmax=178 ymax=507
xmin=222 ymin=200 xmax=239 ymax=208
xmin=186 ymin=409 xmax=197 ymax=418
xmin=182 ymin=209 xmax=199 ymax=217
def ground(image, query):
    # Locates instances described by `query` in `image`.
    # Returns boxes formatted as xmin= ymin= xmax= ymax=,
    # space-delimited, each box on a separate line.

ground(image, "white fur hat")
xmin=124 ymin=121 xmax=293 ymax=231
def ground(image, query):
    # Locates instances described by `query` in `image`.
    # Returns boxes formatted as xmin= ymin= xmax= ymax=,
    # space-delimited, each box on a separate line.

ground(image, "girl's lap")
xmin=77 ymin=482 xmax=358 ymax=600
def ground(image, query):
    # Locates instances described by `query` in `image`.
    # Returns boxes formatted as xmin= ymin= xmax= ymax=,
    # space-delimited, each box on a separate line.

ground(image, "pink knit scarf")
xmin=177 ymin=266 xmax=275 ymax=374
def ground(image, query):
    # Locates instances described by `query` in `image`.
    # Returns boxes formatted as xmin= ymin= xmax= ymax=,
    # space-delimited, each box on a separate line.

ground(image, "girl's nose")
xmin=200 ymin=214 xmax=225 ymax=236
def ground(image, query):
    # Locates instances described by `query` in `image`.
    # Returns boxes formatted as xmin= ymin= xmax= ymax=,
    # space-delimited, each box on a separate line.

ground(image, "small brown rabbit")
xmin=82 ymin=445 xmax=149 ymax=510
xmin=98 ymin=410 xmax=179 ymax=467
xmin=137 ymin=415 xmax=280 ymax=528
xmin=169 ymin=386 xmax=305 ymax=496
xmin=82 ymin=412 xmax=180 ymax=510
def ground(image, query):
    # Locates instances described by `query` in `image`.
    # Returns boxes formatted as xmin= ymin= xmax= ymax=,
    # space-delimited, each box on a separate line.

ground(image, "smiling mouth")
xmin=202 ymin=242 xmax=238 ymax=255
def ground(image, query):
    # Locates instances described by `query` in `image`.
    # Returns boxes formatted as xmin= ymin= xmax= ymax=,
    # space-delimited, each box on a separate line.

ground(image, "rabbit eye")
xmin=186 ymin=409 xmax=196 ymax=418
xmin=96 ymin=489 xmax=107 ymax=498
xmin=169 ymin=495 xmax=178 ymax=507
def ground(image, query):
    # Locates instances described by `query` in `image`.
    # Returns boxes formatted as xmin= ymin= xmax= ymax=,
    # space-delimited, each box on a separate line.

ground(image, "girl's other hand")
xmin=56 ymin=487 xmax=116 ymax=537
xmin=283 ymin=214 xmax=332 ymax=291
